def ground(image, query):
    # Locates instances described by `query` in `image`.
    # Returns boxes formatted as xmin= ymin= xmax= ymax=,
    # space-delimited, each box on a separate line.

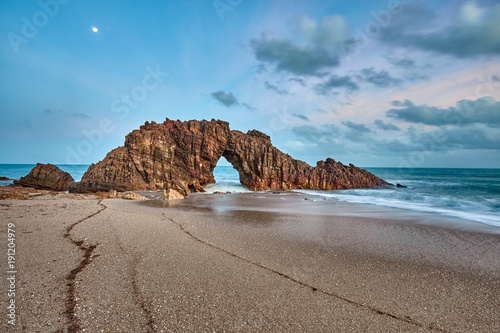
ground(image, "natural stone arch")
xmin=221 ymin=149 xmax=250 ymax=187
xmin=69 ymin=118 xmax=390 ymax=193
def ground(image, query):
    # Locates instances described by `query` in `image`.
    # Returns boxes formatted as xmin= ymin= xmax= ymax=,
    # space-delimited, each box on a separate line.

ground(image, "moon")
xmin=92 ymin=27 xmax=98 ymax=33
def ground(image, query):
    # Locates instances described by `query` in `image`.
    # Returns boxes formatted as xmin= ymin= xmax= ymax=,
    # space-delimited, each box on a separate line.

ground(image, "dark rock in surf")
xmin=14 ymin=163 xmax=74 ymax=191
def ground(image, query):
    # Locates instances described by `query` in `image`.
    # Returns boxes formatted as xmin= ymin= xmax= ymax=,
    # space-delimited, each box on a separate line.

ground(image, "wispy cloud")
xmin=314 ymin=75 xmax=358 ymax=95
xmin=357 ymin=68 xmax=402 ymax=88
xmin=387 ymin=97 xmax=500 ymax=127
xmin=341 ymin=121 xmax=371 ymax=141
xmin=73 ymin=113 xmax=91 ymax=119
xmin=242 ymin=103 xmax=257 ymax=111
xmin=386 ymin=55 xmax=415 ymax=69
xmin=381 ymin=2 xmax=500 ymax=58
xmin=264 ymin=81 xmax=288 ymax=95
xmin=288 ymin=77 xmax=307 ymax=86
xmin=251 ymin=37 xmax=339 ymax=76
xmin=374 ymin=119 xmax=400 ymax=131
xmin=211 ymin=90 xmax=238 ymax=107
xmin=292 ymin=113 xmax=309 ymax=121
xmin=250 ymin=14 xmax=354 ymax=77
xmin=292 ymin=124 xmax=340 ymax=142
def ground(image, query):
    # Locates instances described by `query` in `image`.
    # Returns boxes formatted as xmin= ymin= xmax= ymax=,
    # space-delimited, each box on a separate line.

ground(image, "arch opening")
xmin=204 ymin=156 xmax=250 ymax=193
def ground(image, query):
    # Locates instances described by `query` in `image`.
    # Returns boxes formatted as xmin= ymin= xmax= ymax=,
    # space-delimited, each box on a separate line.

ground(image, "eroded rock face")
xmin=14 ymin=163 xmax=74 ymax=191
xmin=70 ymin=119 xmax=230 ymax=193
xmin=69 ymin=118 xmax=390 ymax=193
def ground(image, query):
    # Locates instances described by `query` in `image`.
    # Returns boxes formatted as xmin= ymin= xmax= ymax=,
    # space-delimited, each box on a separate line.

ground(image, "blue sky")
xmin=1 ymin=0 xmax=499 ymax=168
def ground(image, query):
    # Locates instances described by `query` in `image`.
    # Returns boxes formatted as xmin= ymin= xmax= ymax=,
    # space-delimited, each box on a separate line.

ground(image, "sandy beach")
xmin=1 ymin=190 xmax=499 ymax=332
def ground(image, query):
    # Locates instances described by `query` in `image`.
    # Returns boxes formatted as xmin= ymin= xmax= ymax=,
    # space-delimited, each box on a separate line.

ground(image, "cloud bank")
xmin=387 ymin=97 xmax=500 ymax=127
xmin=381 ymin=2 xmax=500 ymax=58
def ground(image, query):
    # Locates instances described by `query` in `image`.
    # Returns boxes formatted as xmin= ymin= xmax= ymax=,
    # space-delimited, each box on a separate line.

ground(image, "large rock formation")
xmin=69 ymin=119 xmax=390 ymax=193
xmin=14 ymin=163 xmax=74 ymax=191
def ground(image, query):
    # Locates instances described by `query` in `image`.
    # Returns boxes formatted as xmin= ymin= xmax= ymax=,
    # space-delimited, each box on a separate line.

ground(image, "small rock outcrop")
xmin=14 ymin=163 xmax=74 ymax=191
xmin=161 ymin=189 xmax=185 ymax=200
xmin=161 ymin=180 xmax=188 ymax=200
xmin=97 ymin=190 xmax=148 ymax=200
xmin=69 ymin=118 xmax=390 ymax=193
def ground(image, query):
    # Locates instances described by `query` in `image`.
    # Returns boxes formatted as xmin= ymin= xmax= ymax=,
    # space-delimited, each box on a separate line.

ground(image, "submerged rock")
xmin=69 ymin=118 xmax=390 ymax=193
xmin=14 ymin=163 xmax=74 ymax=191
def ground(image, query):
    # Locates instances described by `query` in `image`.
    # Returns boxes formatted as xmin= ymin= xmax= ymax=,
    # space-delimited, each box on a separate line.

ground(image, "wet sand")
xmin=1 ymin=191 xmax=499 ymax=332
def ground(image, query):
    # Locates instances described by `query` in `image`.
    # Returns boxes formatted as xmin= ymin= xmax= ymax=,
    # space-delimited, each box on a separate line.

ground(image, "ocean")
xmin=1 ymin=164 xmax=499 ymax=228
xmin=296 ymin=168 xmax=500 ymax=229
xmin=204 ymin=165 xmax=250 ymax=194
xmin=0 ymin=164 xmax=90 ymax=184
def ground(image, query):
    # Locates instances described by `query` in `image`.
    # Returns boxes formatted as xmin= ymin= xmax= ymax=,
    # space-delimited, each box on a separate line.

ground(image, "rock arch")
xmin=69 ymin=118 xmax=389 ymax=193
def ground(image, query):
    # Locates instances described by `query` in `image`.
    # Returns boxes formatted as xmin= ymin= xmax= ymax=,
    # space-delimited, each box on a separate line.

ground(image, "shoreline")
xmin=2 ymin=184 xmax=500 ymax=234
xmin=140 ymin=190 xmax=500 ymax=235
xmin=1 ymin=190 xmax=499 ymax=331
xmin=140 ymin=192 xmax=500 ymax=276
xmin=2 ymin=164 xmax=499 ymax=230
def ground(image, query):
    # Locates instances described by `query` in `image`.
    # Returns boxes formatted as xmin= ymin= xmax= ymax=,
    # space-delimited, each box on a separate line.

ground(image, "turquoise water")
xmin=2 ymin=164 xmax=499 ymax=228
xmin=0 ymin=164 xmax=245 ymax=190
xmin=296 ymin=168 xmax=500 ymax=228
xmin=205 ymin=165 xmax=250 ymax=193
xmin=0 ymin=164 xmax=90 ymax=185
xmin=213 ymin=166 xmax=500 ymax=228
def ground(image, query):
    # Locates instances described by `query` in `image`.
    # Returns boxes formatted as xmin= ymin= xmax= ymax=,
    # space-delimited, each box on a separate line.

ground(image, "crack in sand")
xmin=168 ymin=216 xmax=451 ymax=333
xmin=131 ymin=256 xmax=156 ymax=332
xmin=115 ymin=237 xmax=156 ymax=332
xmin=63 ymin=200 xmax=106 ymax=333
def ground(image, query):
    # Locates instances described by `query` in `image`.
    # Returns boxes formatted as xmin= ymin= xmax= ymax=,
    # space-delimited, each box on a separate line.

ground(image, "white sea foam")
xmin=207 ymin=166 xmax=500 ymax=228
xmin=2 ymin=165 xmax=498 ymax=229
xmin=204 ymin=183 xmax=251 ymax=194
xmin=206 ymin=165 xmax=251 ymax=193
xmin=294 ymin=189 xmax=500 ymax=228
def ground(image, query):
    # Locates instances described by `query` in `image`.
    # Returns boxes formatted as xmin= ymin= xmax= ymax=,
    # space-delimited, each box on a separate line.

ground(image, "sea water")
xmin=296 ymin=168 xmax=500 ymax=228
xmin=2 ymin=164 xmax=498 ymax=228
xmin=0 ymin=164 xmax=90 ymax=185
xmin=0 ymin=164 xmax=250 ymax=193
xmin=205 ymin=165 xmax=250 ymax=193
xmin=213 ymin=167 xmax=500 ymax=228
